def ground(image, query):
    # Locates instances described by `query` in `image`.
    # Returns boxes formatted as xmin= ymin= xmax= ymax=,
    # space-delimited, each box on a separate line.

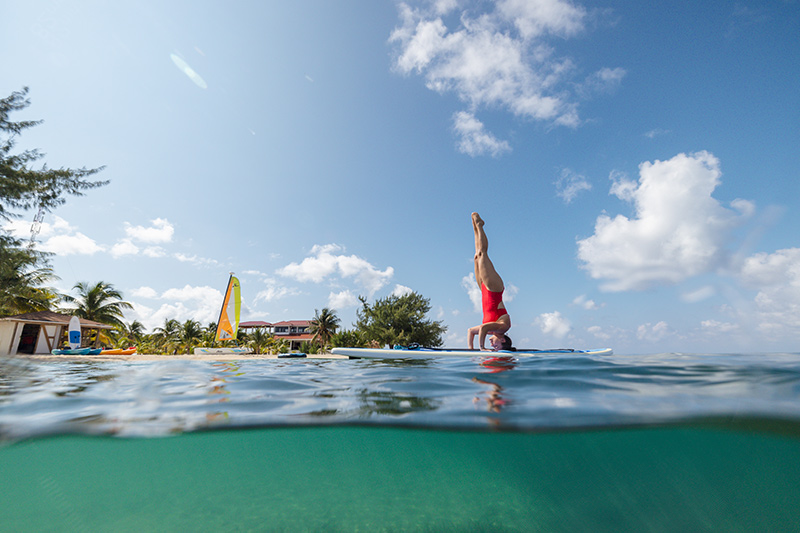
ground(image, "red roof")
xmin=239 ymin=321 xmax=273 ymax=328
xmin=272 ymin=320 xmax=311 ymax=327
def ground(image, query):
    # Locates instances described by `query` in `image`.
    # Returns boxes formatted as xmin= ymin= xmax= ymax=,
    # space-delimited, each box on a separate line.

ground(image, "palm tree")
xmin=128 ymin=320 xmax=146 ymax=343
xmin=153 ymin=318 xmax=181 ymax=354
xmin=247 ymin=327 xmax=274 ymax=354
xmin=178 ymin=319 xmax=204 ymax=353
xmin=62 ymin=281 xmax=132 ymax=329
xmin=0 ymin=236 xmax=60 ymax=315
xmin=309 ymin=308 xmax=340 ymax=353
xmin=110 ymin=320 xmax=146 ymax=349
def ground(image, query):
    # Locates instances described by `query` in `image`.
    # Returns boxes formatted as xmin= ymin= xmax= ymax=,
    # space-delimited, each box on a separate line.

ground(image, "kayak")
xmin=99 ymin=348 xmax=138 ymax=355
xmin=51 ymin=348 xmax=103 ymax=355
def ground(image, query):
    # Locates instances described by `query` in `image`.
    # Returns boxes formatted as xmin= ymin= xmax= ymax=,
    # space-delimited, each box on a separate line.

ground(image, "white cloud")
xmin=124 ymin=218 xmax=174 ymax=244
xmin=636 ymin=321 xmax=671 ymax=342
xmin=254 ymin=278 xmax=300 ymax=303
xmin=2 ymin=219 xmax=30 ymax=239
xmin=536 ymin=311 xmax=572 ymax=338
xmin=556 ymin=168 xmax=591 ymax=204
xmin=681 ymin=285 xmax=716 ymax=303
xmin=161 ymin=284 xmax=221 ymax=304
xmin=587 ymin=325 xmax=610 ymax=340
xmin=700 ymin=320 xmax=739 ymax=334
xmin=5 ymin=215 xmax=75 ymax=241
xmin=738 ymin=248 xmax=800 ymax=335
xmin=277 ymin=244 xmax=394 ymax=296
xmin=173 ymin=252 xmax=218 ymax=267
xmin=573 ymin=294 xmax=598 ymax=310
xmin=8 ymin=215 xmax=103 ymax=255
xmin=462 ymin=273 xmax=482 ymax=312
xmin=496 ymin=0 xmax=586 ymax=39
xmin=504 ymin=284 xmax=519 ymax=302
xmin=127 ymin=285 xmax=222 ymax=331
xmin=143 ymin=246 xmax=167 ymax=258
xmin=40 ymin=232 xmax=104 ymax=255
xmin=644 ymin=128 xmax=670 ymax=139
xmin=328 ymin=290 xmax=360 ymax=310
xmin=392 ymin=284 xmax=414 ymax=297
xmin=577 ymin=67 xmax=626 ymax=97
xmin=111 ymin=239 xmax=139 ymax=258
xmin=578 ymin=151 xmax=752 ymax=291
xmin=390 ymin=0 xmax=617 ymax=153
xmin=131 ymin=286 xmax=158 ymax=299
xmin=452 ymin=112 xmax=511 ymax=157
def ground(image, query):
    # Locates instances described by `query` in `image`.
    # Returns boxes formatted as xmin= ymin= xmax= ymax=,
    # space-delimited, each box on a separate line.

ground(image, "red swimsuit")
xmin=481 ymin=284 xmax=508 ymax=323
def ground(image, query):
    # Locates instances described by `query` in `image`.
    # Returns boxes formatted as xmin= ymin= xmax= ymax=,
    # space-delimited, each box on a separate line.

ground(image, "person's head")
xmin=489 ymin=333 xmax=514 ymax=351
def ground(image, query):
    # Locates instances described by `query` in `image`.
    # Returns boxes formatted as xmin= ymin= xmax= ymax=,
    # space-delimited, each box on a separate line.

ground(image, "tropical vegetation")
xmin=1 ymin=88 xmax=452 ymax=355
xmin=354 ymin=292 xmax=446 ymax=348
xmin=309 ymin=307 xmax=341 ymax=352
xmin=1 ymin=87 xmax=106 ymax=316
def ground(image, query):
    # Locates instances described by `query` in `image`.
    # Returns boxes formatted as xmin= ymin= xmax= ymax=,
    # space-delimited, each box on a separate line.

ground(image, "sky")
xmin=2 ymin=0 xmax=799 ymax=354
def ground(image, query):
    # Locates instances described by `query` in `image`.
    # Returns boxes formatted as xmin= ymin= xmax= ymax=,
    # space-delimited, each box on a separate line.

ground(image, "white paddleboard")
xmin=331 ymin=347 xmax=613 ymax=359
xmin=193 ymin=347 xmax=255 ymax=355
xmin=68 ymin=316 xmax=81 ymax=349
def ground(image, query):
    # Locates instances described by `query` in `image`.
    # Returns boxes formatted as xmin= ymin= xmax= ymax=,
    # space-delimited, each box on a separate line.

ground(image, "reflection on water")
xmin=474 ymin=356 xmax=518 ymax=416
xmin=2 ymin=353 xmax=800 ymax=440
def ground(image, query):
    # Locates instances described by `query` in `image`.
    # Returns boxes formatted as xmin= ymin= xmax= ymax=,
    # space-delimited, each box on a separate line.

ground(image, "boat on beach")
xmin=194 ymin=274 xmax=253 ymax=355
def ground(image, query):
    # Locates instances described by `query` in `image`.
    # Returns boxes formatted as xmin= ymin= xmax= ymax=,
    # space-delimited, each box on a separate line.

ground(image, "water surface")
xmin=2 ymin=353 xmax=799 ymax=531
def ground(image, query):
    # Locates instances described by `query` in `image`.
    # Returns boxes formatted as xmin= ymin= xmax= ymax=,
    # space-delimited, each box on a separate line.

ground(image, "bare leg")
xmin=472 ymin=213 xmax=504 ymax=292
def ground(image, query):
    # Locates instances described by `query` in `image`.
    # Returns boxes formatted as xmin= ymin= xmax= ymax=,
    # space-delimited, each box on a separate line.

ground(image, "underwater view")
xmin=2 ymin=352 xmax=800 ymax=531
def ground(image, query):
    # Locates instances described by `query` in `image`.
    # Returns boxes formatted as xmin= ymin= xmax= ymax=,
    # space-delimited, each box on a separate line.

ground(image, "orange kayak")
xmin=99 ymin=348 xmax=138 ymax=355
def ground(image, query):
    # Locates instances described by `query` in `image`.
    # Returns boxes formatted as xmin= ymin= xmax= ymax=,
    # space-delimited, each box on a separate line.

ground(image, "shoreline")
xmin=10 ymin=352 xmax=349 ymax=363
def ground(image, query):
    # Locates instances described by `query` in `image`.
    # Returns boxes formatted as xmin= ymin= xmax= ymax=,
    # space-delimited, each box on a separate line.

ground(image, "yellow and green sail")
xmin=215 ymin=274 xmax=241 ymax=342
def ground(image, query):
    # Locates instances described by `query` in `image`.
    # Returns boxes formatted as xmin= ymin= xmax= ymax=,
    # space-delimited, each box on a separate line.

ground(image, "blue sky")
xmin=2 ymin=0 xmax=799 ymax=353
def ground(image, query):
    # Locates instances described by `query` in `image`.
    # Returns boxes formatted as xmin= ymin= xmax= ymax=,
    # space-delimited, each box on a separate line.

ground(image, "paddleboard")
xmin=193 ymin=347 xmax=255 ymax=355
xmin=68 ymin=316 xmax=81 ymax=349
xmin=331 ymin=347 xmax=613 ymax=359
xmin=278 ymin=352 xmax=307 ymax=358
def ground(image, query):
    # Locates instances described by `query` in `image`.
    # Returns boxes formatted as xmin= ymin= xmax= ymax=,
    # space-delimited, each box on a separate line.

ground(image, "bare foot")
xmin=472 ymin=212 xmax=484 ymax=228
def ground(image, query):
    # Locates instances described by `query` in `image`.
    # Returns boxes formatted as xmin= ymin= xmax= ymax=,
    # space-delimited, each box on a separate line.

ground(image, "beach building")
xmin=0 ymin=311 xmax=114 ymax=356
xmin=239 ymin=319 xmax=313 ymax=351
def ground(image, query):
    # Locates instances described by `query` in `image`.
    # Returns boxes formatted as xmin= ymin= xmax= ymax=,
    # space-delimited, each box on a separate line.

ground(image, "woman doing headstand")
xmin=468 ymin=212 xmax=512 ymax=351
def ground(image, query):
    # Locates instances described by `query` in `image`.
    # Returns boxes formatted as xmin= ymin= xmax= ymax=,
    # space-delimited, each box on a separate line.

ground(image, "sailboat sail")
xmin=215 ymin=274 xmax=241 ymax=342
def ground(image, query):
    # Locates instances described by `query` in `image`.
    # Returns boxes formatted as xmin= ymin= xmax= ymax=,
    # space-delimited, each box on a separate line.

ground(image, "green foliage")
xmin=246 ymin=327 xmax=274 ymax=354
xmin=0 ymin=88 xmax=106 ymax=317
xmin=178 ymin=319 xmax=204 ymax=353
xmin=354 ymin=292 xmax=446 ymax=348
xmin=108 ymin=320 xmax=145 ymax=349
xmin=330 ymin=329 xmax=367 ymax=348
xmin=309 ymin=307 xmax=340 ymax=352
xmin=152 ymin=318 xmax=181 ymax=354
xmin=1 ymin=87 xmax=107 ymax=222
xmin=0 ymin=235 xmax=59 ymax=315
xmin=61 ymin=281 xmax=133 ymax=330
xmin=299 ymin=341 xmax=319 ymax=355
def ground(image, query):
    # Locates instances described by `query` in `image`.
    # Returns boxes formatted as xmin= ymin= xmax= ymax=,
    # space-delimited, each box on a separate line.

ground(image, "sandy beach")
xmin=15 ymin=352 xmax=349 ymax=363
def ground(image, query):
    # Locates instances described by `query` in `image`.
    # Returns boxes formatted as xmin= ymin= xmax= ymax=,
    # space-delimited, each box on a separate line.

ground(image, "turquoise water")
xmin=2 ymin=353 xmax=800 ymax=531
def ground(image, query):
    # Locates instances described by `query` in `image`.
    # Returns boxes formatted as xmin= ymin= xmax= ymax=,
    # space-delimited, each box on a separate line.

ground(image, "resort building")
xmin=0 ymin=311 xmax=114 ymax=356
xmin=239 ymin=319 xmax=314 ymax=351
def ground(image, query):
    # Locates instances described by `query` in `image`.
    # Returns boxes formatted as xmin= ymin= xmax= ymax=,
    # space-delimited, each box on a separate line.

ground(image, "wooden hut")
xmin=0 ymin=311 xmax=114 ymax=356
